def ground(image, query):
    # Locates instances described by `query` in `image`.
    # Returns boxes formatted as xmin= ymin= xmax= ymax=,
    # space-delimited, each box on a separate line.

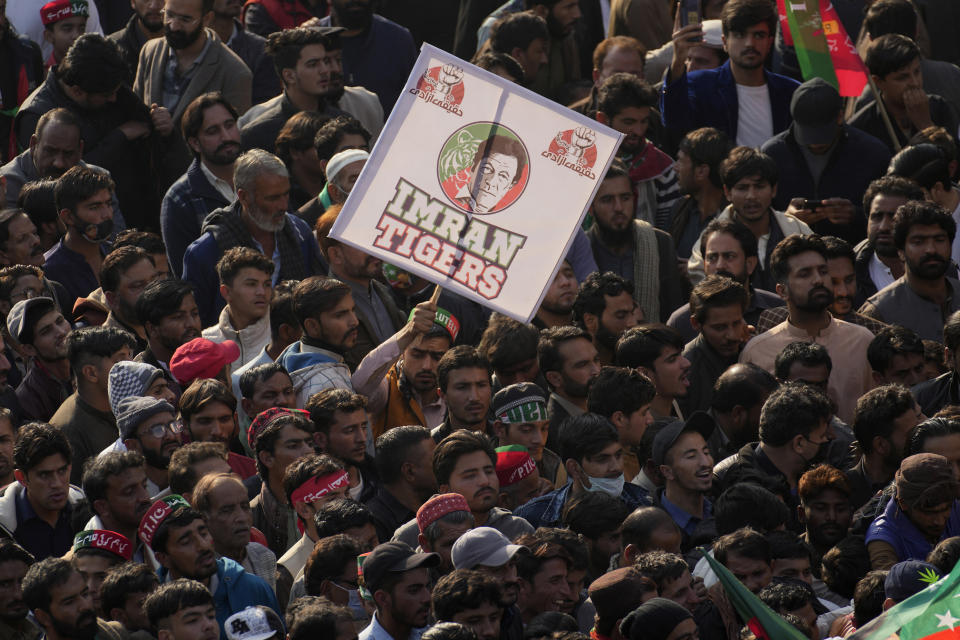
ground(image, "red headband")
xmin=73 ymin=529 xmax=133 ymax=561
xmin=291 ymin=470 xmax=350 ymax=505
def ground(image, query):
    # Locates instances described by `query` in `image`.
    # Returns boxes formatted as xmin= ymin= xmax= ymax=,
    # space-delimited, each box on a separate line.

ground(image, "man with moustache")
xmin=23 ymin=558 xmax=125 ymax=640
xmin=430 ymin=346 xmax=495 ymax=443
xmin=135 ymin=279 xmax=203 ymax=400
xmin=585 ymin=161 xmax=684 ymax=325
xmin=317 ymin=0 xmax=417 ymax=112
xmin=0 ymin=408 xmax=17 ymax=485
xmin=0 ymin=540 xmax=34 ymax=640
xmin=109 ymin=0 xmax=165 ymax=83
xmin=118 ymin=396 xmax=181 ymax=497
xmin=359 ymin=541 xmax=440 ymax=640
xmin=138 ymin=495 xmax=280 ymax=634
xmin=616 ymin=325 xmax=691 ymax=420
xmin=668 ymin=218 xmax=783 ymax=342
xmin=134 ymin=0 xmax=251 ymax=131
xmin=0 ymin=210 xmax=44 ymax=270
xmin=571 ymin=272 xmax=638 ymax=366
xmin=161 ymin=93 xmax=243 ymax=280
xmin=855 ymin=177 xmax=925 ymax=301
xmin=860 ymin=201 xmax=960 ymax=343
xmin=182 ymin=149 xmax=324 ymax=327
xmin=533 ymin=259 xmax=576 ymax=330
xmin=8 ymin=297 xmax=73 ymax=422
xmin=539 ymin=326 xmax=602 ymax=445
xmin=451 ymin=528 xmax=526 ymax=640
xmin=741 ymin=235 xmax=874 ymax=425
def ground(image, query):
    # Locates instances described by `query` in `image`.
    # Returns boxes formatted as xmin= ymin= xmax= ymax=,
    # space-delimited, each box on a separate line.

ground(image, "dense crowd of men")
xmin=3 ymin=0 xmax=960 ymax=639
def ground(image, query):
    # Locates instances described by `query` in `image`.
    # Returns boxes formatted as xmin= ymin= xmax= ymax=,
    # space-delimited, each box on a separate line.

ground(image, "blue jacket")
xmin=866 ymin=495 xmax=960 ymax=564
xmin=182 ymin=202 xmax=325 ymax=326
xmin=760 ymin=124 xmax=890 ymax=244
xmin=159 ymin=557 xmax=281 ymax=639
xmin=660 ymin=61 xmax=800 ymax=141
xmin=161 ymin=158 xmax=231 ymax=279
xmin=514 ymin=481 xmax=652 ymax=529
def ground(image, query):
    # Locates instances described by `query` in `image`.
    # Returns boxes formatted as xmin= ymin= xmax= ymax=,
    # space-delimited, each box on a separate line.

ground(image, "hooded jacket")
xmin=514 ymin=481 xmax=652 ymax=529
xmin=0 ymin=481 xmax=85 ymax=541
xmin=278 ymin=341 xmax=353 ymax=408
xmin=203 ymin=307 xmax=271 ymax=370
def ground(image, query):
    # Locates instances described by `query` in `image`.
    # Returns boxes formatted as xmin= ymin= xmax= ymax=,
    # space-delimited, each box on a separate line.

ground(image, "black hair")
xmin=266 ymin=27 xmax=337 ymax=81
xmin=281 ymin=453 xmax=344 ymax=507
xmin=100 ymin=246 xmax=154 ymax=294
xmin=113 ymin=229 xmax=166 ymax=256
xmin=537 ymin=325 xmax=593 ymax=390
xmin=620 ymin=505 xmax=677 ymax=550
xmin=561 ymin=491 xmax=630 ymax=540
xmin=22 ymin=557 xmax=76 ymax=613
xmin=254 ymin=413 xmax=315 ymax=478
xmin=270 ymin=280 xmax=298 ymax=341
xmin=571 ymin=271 xmax=633 ymax=326
xmin=865 ymin=33 xmax=921 ymax=78
xmin=773 ymin=341 xmax=832 ymax=381
xmin=615 ymin=325 xmax=684 ymax=370
xmin=587 ymin=366 xmax=656 ymax=418
xmin=66 ymin=326 xmax=137 ymax=372
xmin=758 ymin=382 xmax=832 ymax=447
xmin=57 ymin=34 xmax=127 ymax=94
xmin=292 ymin=276 xmax=351 ymax=328
xmin=82 ymin=450 xmax=146 ymax=506
xmin=477 ymin=313 xmax=539 ymax=372
xmin=433 ymin=430 xmax=496 ymax=487
xmin=766 ymin=530 xmax=814 ymax=564
xmin=18 ymin=179 xmax=59 ymax=229
xmin=303 ymin=534 xmax=361 ymax=596
xmin=714 ymin=527 xmax=771 ymax=566
xmin=305 ymin=388 xmax=367 ymax=436
xmin=100 ymin=561 xmax=160 ymax=618
xmin=136 ymin=279 xmax=195 ymax=328
xmin=852 ymin=384 xmax=917 ymax=454
xmin=821 ymin=235 xmax=855 ymax=264
xmin=276 ymin=111 xmax=331 ymax=168
xmin=678 ymin=127 xmax=733 ymax=189
xmin=143 ymin=579 xmax=213 ymax=629
xmin=432 ymin=569 xmax=504 ymax=622
xmin=719 ymin=146 xmax=778 ymax=189
xmin=375 ymin=425 xmax=434 ymax=485
xmin=864 ymin=0 xmax=918 ymax=39
xmin=313 ymin=115 xmax=371 ymax=162
xmin=887 ymin=143 xmax=952 ymax=192
xmin=424 ymin=623 xmax=480 ymax=640
xmin=769 ymin=234 xmax=829 ymax=285
xmin=238 ymin=362 xmax=291 ymax=400
xmin=700 ymin=218 xmax=759 ymax=261
xmin=721 ymin=0 xmax=778 ymax=37
xmin=689 ymin=275 xmax=747 ymax=324
xmin=489 ymin=11 xmax=548 ymax=56
xmin=313 ymin=498 xmax=374 ymax=539
xmin=286 ymin=597 xmax=353 ymax=640
xmin=821 ymin=535 xmax=870 ymax=600
xmin=54 ymin=165 xmax=114 ymax=214
xmin=472 ymin=52 xmax=525 ymax=83
xmin=853 ymin=570 xmax=888 ymax=627
xmin=215 ymin=246 xmax=275 ymax=288
xmin=180 ymin=92 xmax=239 ymax=143
xmin=597 ymin=73 xmax=658 ymax=118
xmin=558 ymin=413 xmax=620 ymax=465
xmin=927 ymin=537 xmax=960 ymax=575
xmin=758 ymin=581 xmax=814 ymax=613
xmin=14 ymin=422 xmax=72 ymax=472
xmin=893 ymin=199 xmax=956 ymax=250
xmin=167 ymin=442 xmax=229 ymax=497
xmin=945 ymin=311 xmax=960 ymax=352
xmin=634 ymin=550 xmax=690 ymax=589
xmin=152 ymin=507 xmax=205 ymax=554
xmin=905 ymin=417 xmax=960 ymax=457
xmin=868 ymin=325 xmax=924 ymax=373
xmin=863 ymin=175 xmax=925 ymax=216
xmin=437 ymin=345 xmax=491 ymax=393
xmin=715 ymin=483 xmax=791 ymax=535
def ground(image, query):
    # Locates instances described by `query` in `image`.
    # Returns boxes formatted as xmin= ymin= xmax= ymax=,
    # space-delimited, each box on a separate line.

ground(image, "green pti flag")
xmin=848 ymin=557 xmax=960 ymax=640
xmin=782 ymin=0 xmax=838 ymax=88
xmin=699 ymin=549 xmax=807 ymax=640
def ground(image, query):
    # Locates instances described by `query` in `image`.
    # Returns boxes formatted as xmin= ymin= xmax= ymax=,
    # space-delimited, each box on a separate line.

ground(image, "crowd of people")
xmin=2 ymin=0 xmax=960 ymax=639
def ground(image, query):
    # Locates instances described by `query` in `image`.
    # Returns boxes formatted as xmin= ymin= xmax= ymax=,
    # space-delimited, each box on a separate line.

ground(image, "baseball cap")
xmin=6 ymin=297 xmax=56 ymax=344
xmin=790 ymin=77 xmax=843 ymax=146
xmin=884 ymin=560 xmax=941 ymax=602
xmin=451 ymin=526 xmax=525 ymax=570
xmin=492 ymin=382 xmax=548 ymax=425
xmin=225 ymin=606 xmax=283 ymax=640
xmin=326 ymin=149 xmax=369 ymax=183
xmin=169 ymin=338 xmax=240 ymax=385
xmin=652 ymin=411 xmax=715 ymax=466
xmin=361 ymin=542 xmax=440 ymax=593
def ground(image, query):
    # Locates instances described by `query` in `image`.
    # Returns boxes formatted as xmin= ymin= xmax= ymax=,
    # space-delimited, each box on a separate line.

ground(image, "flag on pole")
xmin=848 ymin=555 xmax=960 ymax=640
xmin=699 ymin=549 xmax=808 ymax=640
xmin=776 ymin=0 xmax=868 ymax=97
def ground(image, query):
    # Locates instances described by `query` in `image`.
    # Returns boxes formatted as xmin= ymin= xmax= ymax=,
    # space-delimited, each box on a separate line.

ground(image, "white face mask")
xmin=331 ymin=581 xmax=368 ymax=621
xmin=584 ymin=473 xmax=625 ymax=498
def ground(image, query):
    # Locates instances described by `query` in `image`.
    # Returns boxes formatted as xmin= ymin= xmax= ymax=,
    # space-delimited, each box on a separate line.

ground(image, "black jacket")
xmin=913 ymin=370 xmax=958 ymax=418
xmin=761 ymin=124 xmax=891 ymax=244
xmin=240 ymin=93 xmax=344 ymax=153
xmin=0 ymin=29 xmax=42 ymax=163
xmin=108 ymin=15 xmax=149 ymax=86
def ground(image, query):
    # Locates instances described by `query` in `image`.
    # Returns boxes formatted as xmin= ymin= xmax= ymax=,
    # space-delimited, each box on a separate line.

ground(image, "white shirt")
xmin=868 ymin=252 xmax=896 ymax=293
xmin=735 ymin=83 xmax=774 ymax=148
xmin=360 ymin=613 xmax=428 ymax=640
xmin=199 ymin=161 xmax=236 ymax=204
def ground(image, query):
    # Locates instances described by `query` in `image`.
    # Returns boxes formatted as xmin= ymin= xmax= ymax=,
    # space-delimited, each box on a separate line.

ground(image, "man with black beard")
xmin=181 ymin=149 xmax=325 ymax=327
xmin=538 ymin=326 xmax=602 ymax=446
xmin=533 ymin=259 xmax=576 ymax=330
xmin=317 ymin=0 xmax=417 ymax=112
xmin=585 ymin=160 xmax=684 ymax=326
xmin=134 ymin=0 xmax=252 ymax=133
xmin=23 ymin=558 xmax=124 ymax=640
xmin=854 ymin=177 xmax=924 ymax=301
xmin=860 ymin=201 xmax=960 ymax=343
xmin=668 ymin=218 xmax=783 ymax=342
xmin=741 ymin=234 xmax=875 ymax=425
xmin=572 ymin=271 xmax=638 ymax=366
xmin=109 ymin=0 xmax=165 ymax=84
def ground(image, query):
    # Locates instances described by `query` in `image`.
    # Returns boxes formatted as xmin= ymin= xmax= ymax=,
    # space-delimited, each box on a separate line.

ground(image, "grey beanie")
xmin=109 ymin=361 xmax=164 ymax=417
xmin=116 ymin=396 xmax=175 ymax=440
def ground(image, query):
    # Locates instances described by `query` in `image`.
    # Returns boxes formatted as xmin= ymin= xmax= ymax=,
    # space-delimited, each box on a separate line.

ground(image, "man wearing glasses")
xmin=134 ymin=0 xmax=252 ymax=131
xmin=117 ymin=395 xmax=182 ymax=497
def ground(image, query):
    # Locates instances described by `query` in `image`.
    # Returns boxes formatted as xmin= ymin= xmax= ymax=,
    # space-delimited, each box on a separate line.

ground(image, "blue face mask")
xmin=585 ymin=473 xmax=625 ymax=498
xmin=331 ymin=581 xmax=368 ymax=620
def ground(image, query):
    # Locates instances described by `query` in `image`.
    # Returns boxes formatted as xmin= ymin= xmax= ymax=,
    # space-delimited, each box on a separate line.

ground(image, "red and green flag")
xmin=699 ymin=549 xmax=808 ymax=640
xmin=776 ymin=0 xmax=868 ymax=97
xmin=849 ymin=557 xmax=960 ymax=640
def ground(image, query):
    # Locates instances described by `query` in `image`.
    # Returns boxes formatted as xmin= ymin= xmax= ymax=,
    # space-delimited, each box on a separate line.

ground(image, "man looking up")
xmin=161 ymin=92 xmax=242 ymax=279
xmin=669 ymin=218 xmax=783 ymax=342
xmin=135 ymin=279 xmax=202 ymax=399
xmin=182 ymin=149 xmax=324 ymax=327
xmin=202 ymin=247 xmax=273 ymax=369
xmin=44 ymin=165 xmax=116 ymax=312
xmin=857 ymin=176 xmax=925 ymax=299
xmin=572 ymin=271 xmax=639 ymax=364
xmin=687 ymin=147 xmax=812 ymax=292
xmin=847 ymin=384 xmax=923 ymax=510
xmin=51 ymin=326 xmax=136 ymax=483
xmin=431 ymin=346 xmax=494 ymax=443
xmin=515 ymin=413 xmax=651 ymax=528
xmin=307 ymin=388 xmax=377 ymax=502
xmin=538 ymin=325 xmax=602 ymax=445
xmin=100 ymin=246 xmax=158 ymax=352
xmin=740 ymin=234 xmax=874 ymax=424
xmin=393 ymin=430 xmax=534 ymax=546
xmin=587 ymin=366 xmax=656 ymax=482
xmin=860 ymin=201 xmax=960 ymax=342
xmin=241 ymin=26 xmax=342 ymax=153
xmin=616 ymin=325 xmax=691 ymax=420
xmin=584 ymin=161 xmax=683 ymax=323
xmin=2 ymin=423 xmax=84 ymax=560
xmin=7 ymin=297 xmax=72 ymax=421
xmin=662 ymin=0 xmax=799 ymax=146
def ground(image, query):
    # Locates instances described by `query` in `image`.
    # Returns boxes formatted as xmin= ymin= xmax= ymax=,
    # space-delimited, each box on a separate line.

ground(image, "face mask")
xmin=75 ymin=218 xmax=113 ymax=243
xmin=331 ymin=581 xmax=367 ymax=621
xmin=585 ymin=473 xmax=625 ymax=498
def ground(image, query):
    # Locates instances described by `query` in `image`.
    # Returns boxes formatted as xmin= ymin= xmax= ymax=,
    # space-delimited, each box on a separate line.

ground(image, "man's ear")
xmin=241 ymin=398 xmax=254 ymax=420
xmin=418 ymin=532 xmax=430 ymax=552
xmin=258 ymin=450 xmax=275 ymax=474
xmin=438 ymin=482 xmax=451 ymax=494
xmin=303 ymin=316 xmax=322 ymax=339
xmin=882 ymin=597 xmax=895 ymax=611
xmin=34 ymin=607 xmax=52 ymax=630
xmin=123 ymin=438 xmax=143 ymax=453
xmin=775 ymin=282 xmax=787 ymax=301
xmin=609 ymin=410 xmax=627 ymax=431
xmin=313 ymin=431 xmax=328 ymax=452
xmin=796 ymin=503 xmax=807 ymax=525
xmin=659 ymin=463 xmax=675 ymax=482
xmin=219 ymin=284 xmax=231 ymax=304
xmin=493 ymin=420 xmax=507 ymax=440
xmin=745 ymin=255 xmax=759 ymax=277
xmin=564 ymin=459 xmax=583 ymax=486
xmin=497 ymin=491 xmax=511 ymax=509
xmin=544 ymin=369 xmax=563 ymax=391
xmin=690 ymin=316 xmax=702 ymax=333
xmin=583 ymin=311 xmax=599 ymax=335
xmin=373 ymin=589 xmax=391 ymax=612
xmin=104 ymin=289 xmax=118 ymax=311
xmin=622 ymin=543 xmax=639 ymax=566
xmin=292 ymin=500 xmax=313 ymax=526
xmin=80 ymin=363 xmax=99 ymax=385
xmin=596 ymin=111 xmax=609 ymax=126
xmin=93 ymin=498 xmax=110 ymax=519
